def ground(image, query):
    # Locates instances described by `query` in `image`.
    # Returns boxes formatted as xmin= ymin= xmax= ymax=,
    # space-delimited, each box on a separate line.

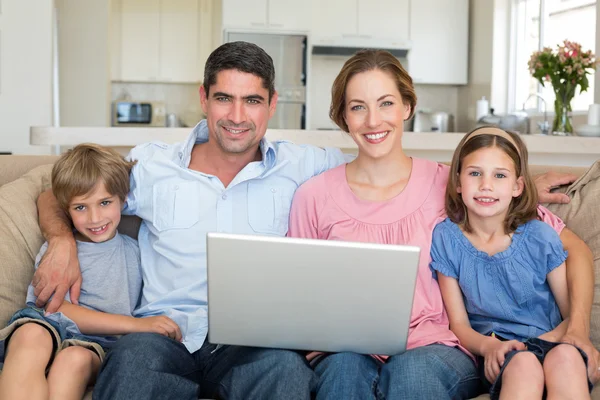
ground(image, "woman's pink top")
xmin=287 ymin=158 xmax=564 ymax=361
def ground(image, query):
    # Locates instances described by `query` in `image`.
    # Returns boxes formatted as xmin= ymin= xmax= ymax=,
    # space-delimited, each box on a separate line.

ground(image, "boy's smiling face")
xmin=68 ymin=180 xmax=122 ymax=243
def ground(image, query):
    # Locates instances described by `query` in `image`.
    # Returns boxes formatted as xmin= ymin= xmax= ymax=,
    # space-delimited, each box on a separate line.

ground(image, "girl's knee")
xmin=8 ymin=323 xmax=53 ymax=350
xmin=503 ymin=351 xmax=544 ymax=380
xmin=544 ymin=344 xmax=586 ymax=371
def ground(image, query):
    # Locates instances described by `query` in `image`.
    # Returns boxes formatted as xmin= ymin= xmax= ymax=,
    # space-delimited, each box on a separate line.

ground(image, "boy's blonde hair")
xmin=52 ymin=143 xmax=136 ymax=213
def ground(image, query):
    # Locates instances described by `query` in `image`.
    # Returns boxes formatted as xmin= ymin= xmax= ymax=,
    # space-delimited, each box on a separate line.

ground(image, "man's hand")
xmin=561 ymin=329 xmax=600 ymax=384
xmin=136 ymin=316 xmax=183 ymax=342
xmin=482 ymin=339 xmax=526 ymax=383
xmin=534 ymin=171 xmax=578 ymax=204
xmin=32 ymin=238 xmax=81 ymax=313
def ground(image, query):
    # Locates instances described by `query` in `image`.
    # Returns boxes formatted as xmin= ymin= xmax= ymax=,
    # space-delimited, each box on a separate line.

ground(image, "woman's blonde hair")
xmin=329 ymin=49 xmax=417 ymax=132
xmin=445 ymin=127 xmax=538 ymax=233
xmin=52 ymin=143 xmax=136 ymax=214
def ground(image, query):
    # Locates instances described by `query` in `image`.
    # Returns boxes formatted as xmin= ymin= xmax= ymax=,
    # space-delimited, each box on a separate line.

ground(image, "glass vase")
xmin=552 ymin=90 xmax=574 ymax=136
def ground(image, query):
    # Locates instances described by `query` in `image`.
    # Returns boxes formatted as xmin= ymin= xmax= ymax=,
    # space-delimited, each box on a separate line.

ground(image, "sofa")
xmin=0 ymin=154 xmax=598 ymax=400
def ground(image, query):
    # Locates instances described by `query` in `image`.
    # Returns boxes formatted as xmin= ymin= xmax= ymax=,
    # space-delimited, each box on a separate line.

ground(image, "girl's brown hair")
xmin=445 ymin=127 xmax=538 ymax=233
xmin=52 ymin=143 xmax=137 ymax=214
xmin=329 ymin=49 xmax=417 ymax=132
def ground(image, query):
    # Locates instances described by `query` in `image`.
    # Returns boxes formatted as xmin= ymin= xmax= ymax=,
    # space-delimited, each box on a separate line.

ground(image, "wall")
xmin=0 ymin=0 xmax=53 ymax=154
xmin=457 ymin=0 xmax=494 ymax=132
xmin=56 ymin=0 xmax=111 ymax=127
xmin=596 ymin=1 xmax=600 ymax=104
xmin=309 ymin=56 xmax=460 ymax=131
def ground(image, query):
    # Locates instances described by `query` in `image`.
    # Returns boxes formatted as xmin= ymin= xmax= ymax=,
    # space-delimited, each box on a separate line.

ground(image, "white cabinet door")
xmin=310 ymin=0 xmax=357 ymax=42
xmin=160 ymin=0 xmax=200 ymax=82
xmin=120 ymin=0 xmax=160 ymax=81
xmin=409 ymin=0 xmax=469 ymax=84
xmin=222 ymin=0 xmax=268 ymax=29
xmin=268 ymin=0 xmax=310 ymax=31
xmin=357 ymin=0 xmax=409 ymax=42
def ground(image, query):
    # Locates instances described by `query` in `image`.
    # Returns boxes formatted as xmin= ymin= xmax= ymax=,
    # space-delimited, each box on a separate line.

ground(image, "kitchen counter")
xmin=30 ymin=127 xmax=600 ymax=167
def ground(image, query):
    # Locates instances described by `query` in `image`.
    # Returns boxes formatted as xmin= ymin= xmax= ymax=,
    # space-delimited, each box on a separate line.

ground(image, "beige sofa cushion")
xmin=0 ymin=165 xmax=53 ymax=327
xmin=547 ymin=160 xmax=600 ymax=349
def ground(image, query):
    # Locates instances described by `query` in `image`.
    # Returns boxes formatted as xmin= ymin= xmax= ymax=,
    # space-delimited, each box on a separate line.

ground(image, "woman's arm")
xmin=56 ymin=301 xmax=182 ymax=341
xmin=34 ymin=189 xmax=81 ymax=313
xmin=558 ymin=227 xmax=600 ymax=383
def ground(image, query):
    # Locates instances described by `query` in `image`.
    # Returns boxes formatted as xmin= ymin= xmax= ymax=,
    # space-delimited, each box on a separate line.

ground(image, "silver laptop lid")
xmin=207 ymin=233 xmax=420 ymax=356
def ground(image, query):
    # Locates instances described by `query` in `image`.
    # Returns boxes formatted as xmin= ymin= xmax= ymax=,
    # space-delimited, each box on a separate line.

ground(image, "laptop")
xmin=207 ymin=233 xmax=421 ymax=356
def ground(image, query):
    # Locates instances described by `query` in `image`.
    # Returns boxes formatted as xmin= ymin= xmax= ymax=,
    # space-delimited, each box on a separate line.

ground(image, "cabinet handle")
xmin=270 ymin=23 xmax=283 ymax=28
xmin=250 ymin=22 xmax=265 ymax=27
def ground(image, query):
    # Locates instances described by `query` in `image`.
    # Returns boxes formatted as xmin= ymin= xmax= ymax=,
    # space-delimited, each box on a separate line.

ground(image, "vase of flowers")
xmin=528 ymin=40 xmax=597 ymax=135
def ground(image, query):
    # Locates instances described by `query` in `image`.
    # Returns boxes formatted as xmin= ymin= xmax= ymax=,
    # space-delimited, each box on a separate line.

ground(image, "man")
xmin=35 ymin=41 xmax=599 ymax=399
xmin=35 ymin=41 xmax=344 ymax=400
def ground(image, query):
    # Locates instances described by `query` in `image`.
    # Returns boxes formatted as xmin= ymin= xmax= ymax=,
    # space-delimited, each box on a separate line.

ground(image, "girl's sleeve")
xmin=287 ymin=179 xmax=322 ymax=240
xmin=429 ymin=222 xmax=460 ymax=279
xmin=527 ymin=221 xmax=568 ymax=275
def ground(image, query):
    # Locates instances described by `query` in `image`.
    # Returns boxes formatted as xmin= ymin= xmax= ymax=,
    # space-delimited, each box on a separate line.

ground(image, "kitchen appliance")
xmin=112 ymin=101 xmax=166 ymax=127
xmin=225 ymin=32 xmax=307 ymax=129
xmin=411 ymin=110 xmax=455 ymax=132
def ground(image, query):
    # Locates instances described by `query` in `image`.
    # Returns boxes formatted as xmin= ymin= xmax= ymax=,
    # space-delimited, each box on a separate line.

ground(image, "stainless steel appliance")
xmin=112 ymin=101 xmax=166 ymax=127
xmin=225 ymin=32 xmax=307 ymax=129
xmin=411 ymin=110 xmax=454 ymax=132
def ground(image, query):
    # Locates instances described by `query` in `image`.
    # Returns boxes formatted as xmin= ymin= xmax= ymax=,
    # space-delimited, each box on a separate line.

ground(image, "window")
xmin=511 ymin=0 xmax=596 ymax=112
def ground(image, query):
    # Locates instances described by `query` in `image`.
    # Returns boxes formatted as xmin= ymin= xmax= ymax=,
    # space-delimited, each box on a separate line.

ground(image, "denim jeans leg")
xmin=92 ymin=333 xmax=202 ymax=400
xmin=379 ymin=345 xmax=482 ymax=400
xmin=216 ymin=347 xmax=316 ymax=400
xmin=314 ymin=352 xmax=381 ymax=400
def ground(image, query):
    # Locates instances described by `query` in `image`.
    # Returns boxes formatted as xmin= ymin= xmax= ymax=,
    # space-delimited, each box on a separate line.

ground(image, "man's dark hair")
xmin=203 ymin=41 xmax=276 ymax=102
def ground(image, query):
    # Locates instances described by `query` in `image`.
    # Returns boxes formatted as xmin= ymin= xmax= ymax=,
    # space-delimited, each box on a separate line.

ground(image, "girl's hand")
xmin=482 ymin=339 xmax=526 ymax=383
xmin=136 ymin=316 xmax=182 ymax=342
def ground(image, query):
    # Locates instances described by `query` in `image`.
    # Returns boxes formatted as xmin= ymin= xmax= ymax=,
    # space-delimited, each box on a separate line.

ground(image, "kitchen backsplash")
xmin=111 ymin=82 xmax=204 ymax=127
xmin=309 ymin=56 xmax=460 ymax=131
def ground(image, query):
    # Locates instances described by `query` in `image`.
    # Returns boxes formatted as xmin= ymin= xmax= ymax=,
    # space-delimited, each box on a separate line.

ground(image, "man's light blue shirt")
xmin=125 ymin=120 xmax=346 ymax=352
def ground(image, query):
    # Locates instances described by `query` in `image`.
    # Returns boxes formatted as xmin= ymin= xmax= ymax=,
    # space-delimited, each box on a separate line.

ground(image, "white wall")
xmin=56 ymin=0 xmax=111 ymax=126
xmin=0 ymin=0 xmax=53 ymax=154
xmin=457 ymin=0 xmax=494 ymax=132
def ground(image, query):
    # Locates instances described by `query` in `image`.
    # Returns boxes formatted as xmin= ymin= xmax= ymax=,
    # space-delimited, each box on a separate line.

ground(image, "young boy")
xmin=0 ymin=144 xmax=181 ymax=400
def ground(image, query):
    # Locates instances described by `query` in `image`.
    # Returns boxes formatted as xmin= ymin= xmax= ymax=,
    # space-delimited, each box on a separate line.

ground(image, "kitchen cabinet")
xmin=222 ymin=0 xmax=310 ymax=31
xmin=408 ymin=0 xmax=469 ymax=85
xmin=311 ymin=0 xmax=409 ymax=44
xmin=310 ymin=0 xmax=356 ymax=40
xmin=357 ymin=0 xmax=409 ymax=42
xmin=115 ymin=0 xmax=205 ymax=83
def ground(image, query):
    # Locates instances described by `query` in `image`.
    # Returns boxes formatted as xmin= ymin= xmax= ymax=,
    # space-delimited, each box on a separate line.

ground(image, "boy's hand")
xmin=33 ymin=238 xmax=81 ymax=313
xmin=137 ymin=316 xmax=182 ymax=342
xmin=482 ymin=339 xmax=526 ymax=383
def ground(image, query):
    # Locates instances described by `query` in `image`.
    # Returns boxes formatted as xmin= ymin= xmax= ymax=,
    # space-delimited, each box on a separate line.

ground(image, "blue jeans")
xmin=92 ymin=333 xmax=316 ymax=400
xmin=315 ymin=345 xmax=482 ymax=400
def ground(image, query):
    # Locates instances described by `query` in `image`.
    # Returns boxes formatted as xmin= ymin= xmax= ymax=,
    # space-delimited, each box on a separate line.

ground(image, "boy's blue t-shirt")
xmin=430 ymin=218 xmax=568 ymax=341
xmin=25 ymin=232 xmax=142 ymax=349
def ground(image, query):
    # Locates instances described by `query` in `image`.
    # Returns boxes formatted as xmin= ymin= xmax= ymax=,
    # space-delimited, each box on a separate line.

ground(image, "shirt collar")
xmin=180 ymin=120 xmax=277 ymax=168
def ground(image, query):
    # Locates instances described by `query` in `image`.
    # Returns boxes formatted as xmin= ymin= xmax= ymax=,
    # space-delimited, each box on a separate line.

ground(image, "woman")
xmin=287 ymin=49 xmax=595 ymax=400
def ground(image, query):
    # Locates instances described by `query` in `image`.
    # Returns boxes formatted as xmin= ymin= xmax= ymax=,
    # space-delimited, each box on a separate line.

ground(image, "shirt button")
xmin=178 ymin=152 xmax=183 ymax=159
xmin=174 ymin=185 xmax=179 ymax=190
xmin=271 ymin=188 xmax=277 ymax=193
xmin=222 ymin=194 xmax=227 ymax=200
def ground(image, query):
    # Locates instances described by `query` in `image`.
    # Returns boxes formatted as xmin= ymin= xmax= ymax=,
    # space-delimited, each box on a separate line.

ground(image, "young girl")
xmin=431 ymin=126 xmax=592 ymax=399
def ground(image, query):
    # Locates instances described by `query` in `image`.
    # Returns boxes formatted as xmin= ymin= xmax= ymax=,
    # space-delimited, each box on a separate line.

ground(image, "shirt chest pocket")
xmin=152 ymin=181 xmax=202 ymax=231
xmin=247 ymin=182 xmax=295 ymax=236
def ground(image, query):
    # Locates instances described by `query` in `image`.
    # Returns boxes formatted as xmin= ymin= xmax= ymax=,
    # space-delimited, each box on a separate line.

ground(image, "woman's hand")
xmin=482 ymin=339 xmax=526 ymax=383
xmin=533 ymin=171 xmax=578 ymax=204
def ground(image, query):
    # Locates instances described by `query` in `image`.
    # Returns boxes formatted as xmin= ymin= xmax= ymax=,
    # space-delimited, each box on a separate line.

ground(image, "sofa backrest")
xmin=0 ymin=155 xmax=59 ymax=187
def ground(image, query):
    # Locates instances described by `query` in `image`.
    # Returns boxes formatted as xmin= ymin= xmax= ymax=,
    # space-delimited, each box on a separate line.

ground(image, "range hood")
xmin=312 ymin=36 xmax=410 ymax=58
